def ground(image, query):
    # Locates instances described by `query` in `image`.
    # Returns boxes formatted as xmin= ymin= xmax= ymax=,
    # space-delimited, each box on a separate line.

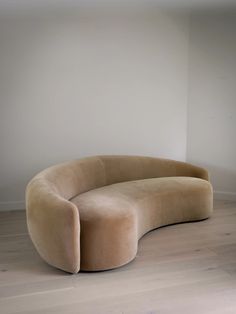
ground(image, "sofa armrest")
xmin=26 ymin=179 xmax=80 ymax=273
xmin=179 ymin=162 xmax=210 ymax=181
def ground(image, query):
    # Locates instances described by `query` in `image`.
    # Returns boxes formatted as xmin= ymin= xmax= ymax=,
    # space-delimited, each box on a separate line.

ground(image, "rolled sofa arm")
xmin=166 ymin=159 xmax=210 ymax=182
xmin=183 ymin=162 xmax=209 ymax=181
xmin=26 ymin=179 xmax=80 ymax=273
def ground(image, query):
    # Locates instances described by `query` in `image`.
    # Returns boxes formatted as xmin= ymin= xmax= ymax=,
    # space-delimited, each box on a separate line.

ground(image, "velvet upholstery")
xmin=26 ymin=156 xmax=213 ymax=273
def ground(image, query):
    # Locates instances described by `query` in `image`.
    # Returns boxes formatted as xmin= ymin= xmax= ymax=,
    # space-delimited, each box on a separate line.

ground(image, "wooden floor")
xmin=1 ymin=200 xmax=236 ymax=313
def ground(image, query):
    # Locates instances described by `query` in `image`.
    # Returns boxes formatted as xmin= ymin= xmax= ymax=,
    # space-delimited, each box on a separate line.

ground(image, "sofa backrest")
xmin=28 ymin=155 xmax=209 ymax=201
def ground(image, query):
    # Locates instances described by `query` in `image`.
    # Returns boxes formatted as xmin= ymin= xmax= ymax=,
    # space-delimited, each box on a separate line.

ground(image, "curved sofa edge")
xmin=26 ymin=180 xmax=81 ymax=274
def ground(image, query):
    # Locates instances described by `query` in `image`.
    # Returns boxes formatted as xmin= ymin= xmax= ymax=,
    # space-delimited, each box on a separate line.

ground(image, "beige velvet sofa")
xmin=26 ymin=155 xmax=213 ymax=274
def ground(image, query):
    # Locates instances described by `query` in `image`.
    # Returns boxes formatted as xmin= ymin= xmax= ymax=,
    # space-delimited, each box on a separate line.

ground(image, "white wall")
xmin=0 ymin=9 xmax=189 ymax=210
xmin=187 ymin=12 xmax=236 ymax=200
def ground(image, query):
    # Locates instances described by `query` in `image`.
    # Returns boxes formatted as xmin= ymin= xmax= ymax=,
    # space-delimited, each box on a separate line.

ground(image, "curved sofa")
xmin=26 ymin=155 xmax=213 ymax=273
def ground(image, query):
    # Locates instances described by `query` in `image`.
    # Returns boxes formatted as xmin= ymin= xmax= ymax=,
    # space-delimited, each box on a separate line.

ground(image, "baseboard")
xmin=214 ymin=191 xmax=236 ymax=201
xmin=0 ymin=201 xmax=25 ymax=211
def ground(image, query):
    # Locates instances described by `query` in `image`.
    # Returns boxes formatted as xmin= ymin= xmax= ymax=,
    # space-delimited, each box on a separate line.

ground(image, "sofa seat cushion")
xmin=71 ymin=176 xmax=212 ymax=271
